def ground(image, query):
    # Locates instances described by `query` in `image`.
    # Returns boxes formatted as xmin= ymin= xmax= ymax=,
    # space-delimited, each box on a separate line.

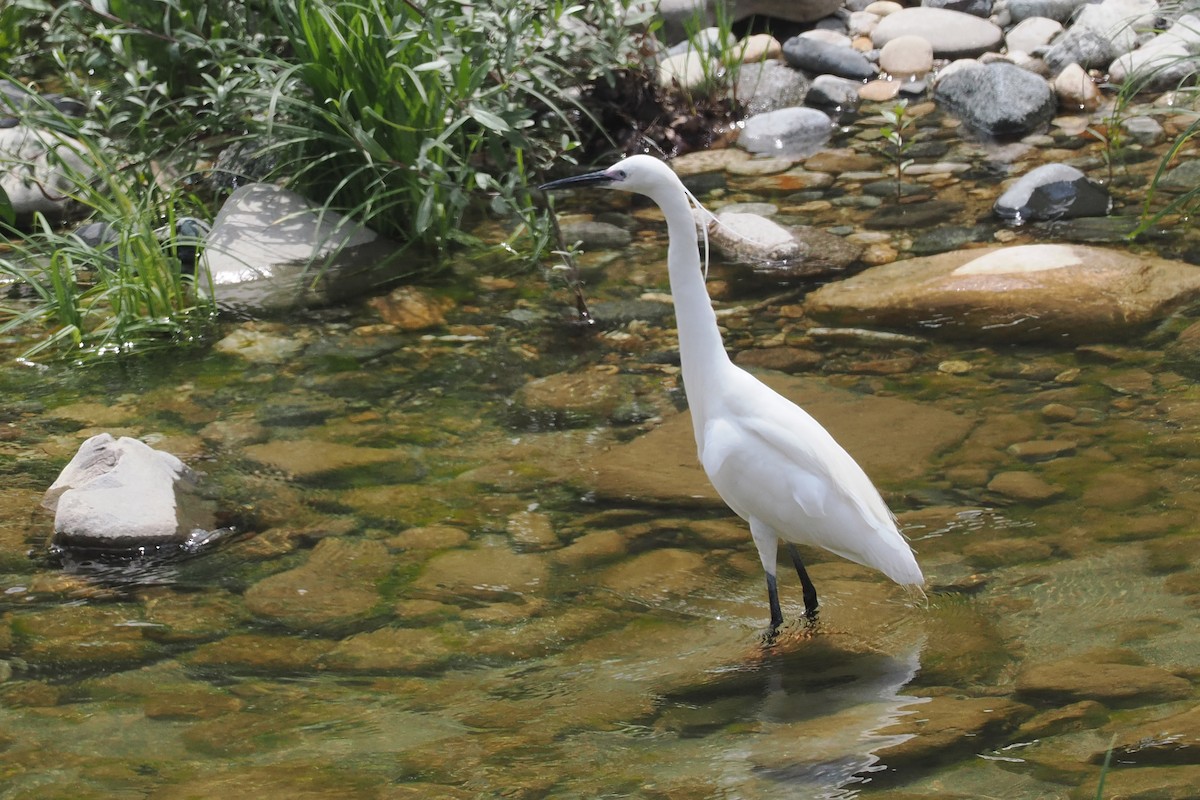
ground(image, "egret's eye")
xmin=612 ymin=169 xmax=628 ymax=181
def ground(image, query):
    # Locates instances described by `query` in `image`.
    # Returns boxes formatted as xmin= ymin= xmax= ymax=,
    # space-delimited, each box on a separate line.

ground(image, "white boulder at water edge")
xmin=41 ymin=434 xmax=217 ymax=551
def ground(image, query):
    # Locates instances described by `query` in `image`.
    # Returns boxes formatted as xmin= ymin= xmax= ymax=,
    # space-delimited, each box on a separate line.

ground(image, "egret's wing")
xmin=707 ymin=376 xmax=922 ymax=584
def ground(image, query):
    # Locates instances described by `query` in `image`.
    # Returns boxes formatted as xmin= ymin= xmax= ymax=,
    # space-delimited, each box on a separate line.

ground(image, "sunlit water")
xmin=1 ymin=106 xmax=1198 ymax=799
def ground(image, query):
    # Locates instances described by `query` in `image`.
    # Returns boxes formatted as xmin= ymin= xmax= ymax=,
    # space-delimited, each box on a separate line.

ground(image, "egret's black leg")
xmin=787 ymin=543 xmax=819 ymax=622
xmin=764 ymin=571 xmax=784 ymax=641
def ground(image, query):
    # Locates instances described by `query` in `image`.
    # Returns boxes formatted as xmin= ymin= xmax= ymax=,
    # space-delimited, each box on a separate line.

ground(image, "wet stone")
xmin=1016 ymin=700 xmax=1108 ymax=739
xmin=1007 ymin=439 xmax=1077 ymax=461
xmin=874 ymin=695 xmax=1035 ymax=769
xmin=510 ymin=369 xmax=665 ymax=428
xmin=243 ymin=538 xmax=392 ymax=632
xmin=506 ymin=510 xmax=560 ymax=551
xmin=184 ymin=633 xmax=336 ymax=672
xmin=10 ymin=604 xmax=163 ymax=670
xmin=733 ymin=346 xmax=823 ymax=372
xmin=320 ymin=625 xmax=468 ymax=673
xmin=387 ymin=524 xmax=470 ymax=551
xmin=413 ymin=544 xmax=549 ymax=602
xmin=366 ymin=285 xmax=449 ymax=330
xmin=1016 ymin=658 xmax=1193 ymax=707
xmin=550 ymin=530 xmax=628 ymax=568
xmin=242 ymin=438 xmax=425 ymax=483
xmin=1072 ymin=765 xmax=1200 ymax=800
xmin=963 ymin=537 xmax=1054 ymax=569
xmin=597 ymin=548 xmax=711 ymax=603
xmin=987 ymin=471 xmax=1064 ymax=502
xmin=1100 ymin=704 xmax=1200 ymax=767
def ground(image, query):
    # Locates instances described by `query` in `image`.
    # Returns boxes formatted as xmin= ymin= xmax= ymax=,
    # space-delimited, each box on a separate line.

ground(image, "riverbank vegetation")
xmin=0 ymin=1 xmax=1196 ymax=360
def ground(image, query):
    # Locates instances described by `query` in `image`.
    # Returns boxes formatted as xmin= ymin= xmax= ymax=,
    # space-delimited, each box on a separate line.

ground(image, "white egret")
xmin=540 ymin=155 xmax=924 ymax=638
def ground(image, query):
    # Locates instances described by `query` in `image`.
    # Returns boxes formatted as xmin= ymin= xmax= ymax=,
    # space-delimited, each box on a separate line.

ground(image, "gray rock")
xmin=1109 ymin=14 xmax=1200 ymax=89
xmin=1159 ymin=158 xmax=1200 ymax=193
xmin=806 ymin=74 xmax=865 ymax=114
xmin=735 ymin=59 xmax=812 ymax=116
xmin=805 ymin=243 xmax=1200 ymax=343
xmin=782 ymin=35 xmax=878 ymax=80
xmin=658 ymin=0 xmax=844 ymax=43
xmin=1005 ymin=17 xmax=1064 ymax=54
xmin=1121 ymin=115 xmax=1165 ymax=146
xmin=738 ymin=107 xmax=834 ymax=158
xmin=933 ymin=62 xmax=1056 ymax=139
xmin=1005 ymin=0 xmax=1088 ymax=23
xmin=872 ymin=8 xmax=1004 ymax=58
xmin=1043 ymin=27 xmax=1119 ymax=72
xmin=994 ymin=163 xmax=1111 ymax=223
xmin=922 ymin=0 xmax=993 ymax=17
xmin=42 ymin=433 xmax=216 ymax=550
xmin=201 ymin=183 xmax=404 ymax=316
xmin=0 ymin=125 xmax=91 ymax=216
xmin=559 ymin=220 xmax=633 ymax=250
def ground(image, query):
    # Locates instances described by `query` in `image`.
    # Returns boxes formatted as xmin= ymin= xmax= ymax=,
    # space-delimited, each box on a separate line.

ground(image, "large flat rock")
xmin=804 ymin=244 xmax=1200 ymax=344
xmin=575 ymin=373 xmax=974 ymax=506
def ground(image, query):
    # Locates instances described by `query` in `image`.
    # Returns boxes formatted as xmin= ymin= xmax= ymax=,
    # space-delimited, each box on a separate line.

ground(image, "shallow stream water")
xmin=0 ymin=101 xmax=1198 ymax=799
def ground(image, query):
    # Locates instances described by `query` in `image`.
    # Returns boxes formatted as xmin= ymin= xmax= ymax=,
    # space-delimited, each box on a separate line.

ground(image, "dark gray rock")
xmin=994 ymin=163 xmax=1112 ymax=223
xmin=559 ymin=221 xmax=633 ymax=250
xmin=782 ymin=36 xmax=877 ymax=80
xmin=738 ymin=107 xmax=834 ymax=158
xmin=1043 ymin=28 xmax=1118 ymax=72
xmin=923 ymin=0 xmax=993 ymax=17
xmin=1005 ymin=0 xmax=1088 ymax=22
xmin=735 ymin=60 xmax=812 ymax=116
xmin=806 ymin=74 xmax=864 ymax=114
xmin=933 ymin=62 xmax=1056 ymax=139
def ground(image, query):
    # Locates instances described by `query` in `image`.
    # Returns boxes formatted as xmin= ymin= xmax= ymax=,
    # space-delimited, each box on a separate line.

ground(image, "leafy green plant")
xmin=256 ymin=0 xmax=643 ymax=260
xmin=875 ymin=100 xmax=916 ymax=202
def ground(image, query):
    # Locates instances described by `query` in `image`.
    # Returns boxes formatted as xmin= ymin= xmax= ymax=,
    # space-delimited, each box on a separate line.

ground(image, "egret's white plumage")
xmin=541 ymin=154 xmax=923 ymax=636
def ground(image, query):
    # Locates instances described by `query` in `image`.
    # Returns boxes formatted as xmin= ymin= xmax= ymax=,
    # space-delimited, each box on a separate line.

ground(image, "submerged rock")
xmin=804 ymin=244 xmax=1200 ymax=343
xmin=41 ymin=433 xmax=217 ymax=552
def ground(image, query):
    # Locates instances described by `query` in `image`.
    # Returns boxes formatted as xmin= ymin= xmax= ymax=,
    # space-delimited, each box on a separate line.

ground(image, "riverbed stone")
xmin=511 ymin=368 xmax=663 ymax=428
xmin=873 ymin=695 xmax=1035 ymax=768
xmin=1072 ymin=765 xmax=1200 ymax=800
xmin=1016 ymin=657 xmax=1193 ymax=706
xmin=782 ymin=35 xmax=877 ymax=80
xmin=871 ymin=8 xmax=1003 ymax=57
xmin=243 ymin=537 xmax=392 ymax=631
xmin=803 ymin=244 xmax=1200 ymax=343
xmin=987 ymin=471 xmax=1064 ymax=502
xmin=879 ymin=35 xmax=934 ymax=78
xmin=933 ymin=61 xmax=1056 ymax=138
xmin=10 ymin=604 xmax=162 ymax=669
xmin=738 ymin=107 xmax=834 ymax=158
xmin=320 ymin=625 xmax=467 ymax=673
xmin=242 ymin=438 xmax=423 ymax=483
xmin=578 ymin=373 xmax=973 ymax=506
xmin=736 ymin=59 xmax=812 ymax=116
xmin=365 ymin=286 xmax=450 ymax=330
xmin=184 ymin=633 xmax=336 ymax=671
xmin=414 ymin=545 xmax=549 ymax=602
xmin=598 ymin=548 xmax=711 ymax=603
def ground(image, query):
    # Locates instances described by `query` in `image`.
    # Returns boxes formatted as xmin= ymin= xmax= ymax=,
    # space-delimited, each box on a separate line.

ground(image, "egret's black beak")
xmin=538 ymin=170 xmax=614 ymax=191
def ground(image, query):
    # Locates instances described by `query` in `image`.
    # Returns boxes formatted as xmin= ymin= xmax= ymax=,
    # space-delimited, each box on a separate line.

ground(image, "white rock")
xmin=201 ymin=183 xmax=401 ymax=316
xmin=42 ymin=434 xmax=212 ymax=548
xmin=658 ymin=50 xmax=718 ymax=91
xmin=699 ymin=209 xmax=803 ymax=263
xmin=872 ymin=8 xmax=1004 ymax=58
xmin=1109 ymin=14 xmax=1200 ymax=88
xmin=738 ymin=107 xmax=833 ymax=158
xmin=865 ymin=1 xmax=904 ymax=15
xmin=1053 ymin=62 xmax=1101 ymax=111
xmin=879 ymin=34 xmax=934 ymax=78
xmin=1005 ymin=17 xmax=1063 ymax=54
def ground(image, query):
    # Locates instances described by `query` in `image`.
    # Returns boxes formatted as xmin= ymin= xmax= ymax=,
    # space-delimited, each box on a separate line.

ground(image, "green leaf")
xmin=0 ymin=182 xmax=14 ymax=226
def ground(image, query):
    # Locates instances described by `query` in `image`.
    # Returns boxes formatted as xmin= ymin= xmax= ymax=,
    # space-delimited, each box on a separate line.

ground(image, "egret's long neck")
xmin=656 ymin=186 xmax=732 ymax=418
